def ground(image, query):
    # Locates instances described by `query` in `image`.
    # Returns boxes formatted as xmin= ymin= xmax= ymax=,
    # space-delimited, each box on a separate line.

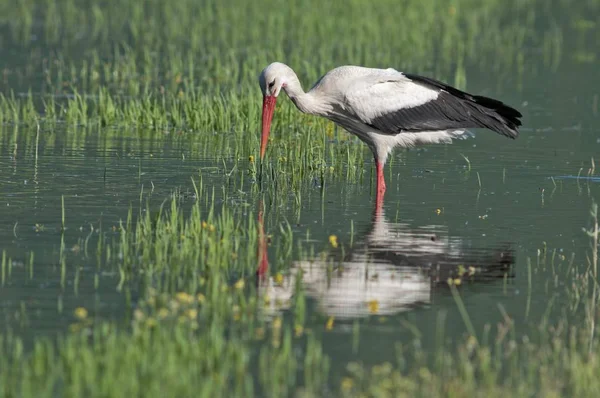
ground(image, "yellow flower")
xmin=263 ymin=294 xmax=271 ymax=305
xmin=175 ymin=292 xmax=194 ymax=304
xmin=249 ymin=155 xmax=255 ymax=163
xmin=368 ymin=300 xmax=379 ymax=314
xmin=74 ymin=307 xmax=88 ymax=320
xmin=275 ymin=273 xmax=284 ymax=285
xmin=234 ymin=279 xmax=245 ymax=289
xmin=146 ymin=317 xmax=157 ymax=328
xmin=294 ymin=325 xmax=304 ymax=337
xmin=435 ymin=208 xmax=442 ymax=215
xmin=197 ymin=293 xmax=205 ymax=303
xmin=325 ymin=316 xmax=335 ymax=330
xmin=273 ymin=317 xmax=282 ymax=330
xmin=454 ymin=278 xmax=462 ymax=285
xmin=186 ymin=309 xmax=198 ymax=320
xmin=329 ymin=235 xmax=338 ymax=248
xmin=341 ymin=377 xmax=354 ymax=392
xmin=158 ymin=308 xmax=169 ymax=319
xmin=133 ymin=309 xmax=145 ymax=321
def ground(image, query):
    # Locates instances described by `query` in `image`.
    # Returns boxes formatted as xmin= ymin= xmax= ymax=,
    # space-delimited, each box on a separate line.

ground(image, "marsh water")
xmin=1 ymin=3 xmax=600 ymax=386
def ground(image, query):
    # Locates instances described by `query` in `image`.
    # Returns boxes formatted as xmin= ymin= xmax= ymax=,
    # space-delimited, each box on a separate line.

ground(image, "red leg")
xmin=375 ymin=157 xmax=386 ymax=211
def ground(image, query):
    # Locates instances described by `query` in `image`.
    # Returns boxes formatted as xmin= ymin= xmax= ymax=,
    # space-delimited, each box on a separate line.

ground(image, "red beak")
xmin=260 ymin=95 xmax=277 ymax=160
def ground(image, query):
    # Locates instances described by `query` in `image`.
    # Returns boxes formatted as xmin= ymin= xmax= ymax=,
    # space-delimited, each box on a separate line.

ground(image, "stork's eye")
xmin=268 ymin=80 xmax=275 ymax=88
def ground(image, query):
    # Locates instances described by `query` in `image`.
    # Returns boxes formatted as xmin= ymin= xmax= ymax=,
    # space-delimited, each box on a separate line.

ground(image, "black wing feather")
xmin=366 ymin=74 xmax=522 ymax=139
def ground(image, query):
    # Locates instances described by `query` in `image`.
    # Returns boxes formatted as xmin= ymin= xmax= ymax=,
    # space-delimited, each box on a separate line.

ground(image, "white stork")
xmin=258 ymin=62 xmax=522 ymax=204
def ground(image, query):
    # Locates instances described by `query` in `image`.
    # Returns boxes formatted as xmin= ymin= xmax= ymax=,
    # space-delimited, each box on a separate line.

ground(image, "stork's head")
xmin=258 ymin=62 xmax=294 ymax=160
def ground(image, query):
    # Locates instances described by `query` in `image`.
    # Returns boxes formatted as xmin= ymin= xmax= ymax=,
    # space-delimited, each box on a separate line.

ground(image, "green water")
xmin=1 ymin=0 xmax=600 ymax=395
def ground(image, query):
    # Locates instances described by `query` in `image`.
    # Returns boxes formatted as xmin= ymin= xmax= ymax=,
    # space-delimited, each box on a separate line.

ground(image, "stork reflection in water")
xmin=256 ymin=201 xmax=514 ymax=319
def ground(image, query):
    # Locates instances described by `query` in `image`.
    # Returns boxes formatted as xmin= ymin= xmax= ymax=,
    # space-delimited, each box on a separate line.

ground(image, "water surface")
xmin=0 ymin=1 xmax=599 ymax=387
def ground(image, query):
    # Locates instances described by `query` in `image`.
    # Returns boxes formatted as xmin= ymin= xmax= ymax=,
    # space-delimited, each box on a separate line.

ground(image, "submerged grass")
xmin=0 ymin=193 xmax=599 ymax=396
xmin=1 ymin=0 xmax=600 ymax=396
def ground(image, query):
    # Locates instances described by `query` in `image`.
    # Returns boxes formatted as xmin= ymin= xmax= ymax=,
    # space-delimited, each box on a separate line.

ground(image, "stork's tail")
xmin=404 ymin=73 xmax=523 ymax=139
xmin=468 ymin=94 xmax=522 ymax=139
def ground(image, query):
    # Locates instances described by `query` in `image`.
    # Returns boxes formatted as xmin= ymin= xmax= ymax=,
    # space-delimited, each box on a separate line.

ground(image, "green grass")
xmin=0 ymin=320 xmax=330 ymax=397
xmin=0 ymin=0 xmax=594 ymax=190
xmin=0 ymin=0 xmax=600 ymax=396
xmin=0 ymin=0 xmax=577 ymax=133
xmin=0 ymin=0 xmax=594 ymax=192
xmin=0 ymin=0 xmax=572 ymax=91
xmin=0 ymin=197 xmax=599 ymax=397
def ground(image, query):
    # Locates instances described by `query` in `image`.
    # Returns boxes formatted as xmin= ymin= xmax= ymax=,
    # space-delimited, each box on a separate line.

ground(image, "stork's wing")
xmin=343 ymin=72 xmax=522 ymax=138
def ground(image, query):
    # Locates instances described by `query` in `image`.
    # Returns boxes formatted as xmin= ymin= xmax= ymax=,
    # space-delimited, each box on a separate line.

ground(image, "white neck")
xmin=281 ymin=71 xmax=328 ymax=115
